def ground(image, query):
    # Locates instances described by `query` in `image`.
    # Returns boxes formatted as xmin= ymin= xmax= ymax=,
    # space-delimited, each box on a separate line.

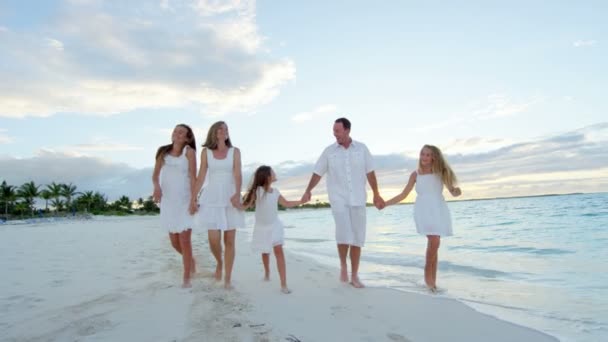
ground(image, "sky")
xmin=0 ymin=0 xmax=607 ymax=202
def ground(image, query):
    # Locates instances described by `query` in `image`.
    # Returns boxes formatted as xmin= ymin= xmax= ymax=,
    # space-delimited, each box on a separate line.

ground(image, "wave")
xmin=449 ymin=244 xmax=574 ymax=255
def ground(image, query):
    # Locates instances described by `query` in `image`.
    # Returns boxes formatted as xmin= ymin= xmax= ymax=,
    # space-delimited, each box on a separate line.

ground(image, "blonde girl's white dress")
xmin=251 ymin=186 xmax=285 ymax=253
xmin=413 ymin=171 xmax=453 ymax=236
xmin=195 ymin=147 xmax=245 ymax=231
xmin=159 ymin=146 xmax=194 ymax=233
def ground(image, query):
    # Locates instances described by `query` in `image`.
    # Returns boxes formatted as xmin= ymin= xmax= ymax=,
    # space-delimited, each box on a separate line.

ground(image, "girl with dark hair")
xmin=152 ymin=124 xmax=197 ymax=288
xmin=241 ymin=165 xmax=306 ymax=294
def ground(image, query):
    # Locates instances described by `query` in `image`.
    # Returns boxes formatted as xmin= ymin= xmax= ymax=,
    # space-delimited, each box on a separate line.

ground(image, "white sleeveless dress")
xmin=413 ymin=172 xmax=453 ymax=236
xmin=251 ymin=187 xmax=284 ymax=253
xmin=195 ymin=147 xmax=245 ymax=231
xmin=159 ymin=146 xmax=194 ymax=233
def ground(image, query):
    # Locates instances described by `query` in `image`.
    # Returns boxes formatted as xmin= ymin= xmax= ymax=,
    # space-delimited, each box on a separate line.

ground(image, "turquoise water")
xmin=255 ymin=192 xmax=608 ymax=342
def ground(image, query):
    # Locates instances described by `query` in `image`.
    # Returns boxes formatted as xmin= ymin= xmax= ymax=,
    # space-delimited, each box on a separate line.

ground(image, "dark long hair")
xmin=202 ymin=121 xmax=233 ymax=150
xmin=155 ymin=124 xmax=196 ymax=161
xmin=243 ymin=165 xmax=272 ymax=207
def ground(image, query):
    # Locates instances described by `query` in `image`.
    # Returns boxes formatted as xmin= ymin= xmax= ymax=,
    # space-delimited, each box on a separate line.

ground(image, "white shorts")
xmin=331 ymin=205 xmax=367 ymax=247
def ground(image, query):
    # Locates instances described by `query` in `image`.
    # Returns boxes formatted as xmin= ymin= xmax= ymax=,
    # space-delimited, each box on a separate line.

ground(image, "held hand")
xmin=152 ymin=187 xmax=162 ymax=203
xmin=450 ymin=187 xmax=462 ymax=197
xmin=373 ymin=194 xmax=385 ymax=210
xmin=189 ymin=200 xmax=198 ymax=215
xmin=230 ymin=193 xmax=241 ymax=208
xmin=301 ymin=191 xmax=312 ymax=203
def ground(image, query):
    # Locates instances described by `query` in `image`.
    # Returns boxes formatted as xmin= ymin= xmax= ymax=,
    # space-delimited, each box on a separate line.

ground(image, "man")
xmin=302 ymin=117 xmax=384 ymax=288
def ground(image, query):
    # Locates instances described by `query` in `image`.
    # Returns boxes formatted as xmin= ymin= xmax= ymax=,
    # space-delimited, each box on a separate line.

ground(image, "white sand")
xmin=0 ymin=216 xmax=558 ymax=341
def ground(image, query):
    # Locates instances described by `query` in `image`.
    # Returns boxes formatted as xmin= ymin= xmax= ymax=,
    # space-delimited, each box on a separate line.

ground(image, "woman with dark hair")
xmin=152 ymin=123 xmax=197 ymax=288
xmin=190 ymin=121 xmax=244 ymax=289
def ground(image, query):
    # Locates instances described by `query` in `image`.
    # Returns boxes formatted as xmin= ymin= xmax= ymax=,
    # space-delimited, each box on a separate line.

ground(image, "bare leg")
xmin=337 ymin=244 xmax=349 ymax=282
xmin=169 ymin=233 xmax=182 ymax=254
xmin=208 ymin=230 xmax=223 ymax=281
xmin=262 ymin=253 xmax=270 ymax=281
xmin=179 ymin=229 xmax=193 ymax=288
xmin=223 ymin=229 xmax=236 ymax=289
xmin=425 ymin=235 xmax=440 ymax=291
xmin=349 ymin=245 xmax=364 ymax=288
xmin=273 ymin=245 xmax=290 ymax=293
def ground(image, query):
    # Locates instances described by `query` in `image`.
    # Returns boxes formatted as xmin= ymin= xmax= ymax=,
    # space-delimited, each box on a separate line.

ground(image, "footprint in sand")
xmin=387 ymin=333 xmax=411 ymax=342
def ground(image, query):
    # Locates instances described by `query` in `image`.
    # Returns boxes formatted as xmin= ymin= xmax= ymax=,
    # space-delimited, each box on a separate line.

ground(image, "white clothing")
xmin=159 ymin=146 xmax=194 ymax=233
xmin=251 ymin=187 xmax=284 ymax=253
xmin=413 ymin=172 xmax=453 ymax=236
xmin=313 ymin=140 xmax=374 ymax=207
xmin=195 ymin=147 xmax=245 ymax=231
xmin=331 ymin=204 xmax=367 ymax=247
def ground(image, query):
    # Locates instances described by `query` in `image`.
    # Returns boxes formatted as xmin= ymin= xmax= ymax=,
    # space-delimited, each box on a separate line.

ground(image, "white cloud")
xmin=45 ymin=38 xmax=64 ymax=51
xmin=71 ymin=143 xmax=144 ymax=152
xmin=416 ymin=94 xmax=540 ymax=132
xmin=292 ymin=104 xmax=338 ymax=122
xmin=0 ymin=128 xmax=13 ymax=144
xmin=0 ymin=0 xmax=295 ymax=118
xmin=573 ymin=40 xmax=597 ymax=47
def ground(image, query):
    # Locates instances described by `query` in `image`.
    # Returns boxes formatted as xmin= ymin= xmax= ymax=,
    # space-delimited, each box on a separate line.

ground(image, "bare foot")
xmin=224 ymin=282 xmax=234 ymax=290
xmin=263 ymin=275 xmax=270 ymax=281
xmin=428 ymin=286 xmax=438 ymax=294
xmin=182 ymin=279 xmax=192 ymax=288
xmin=340 ymin=267 xmax=348 ymax=283
xmin=281 ymin=287 xmax=292 ymax=294
xmin=214 ymin=262 xmax=223 ymax=281
xmin=350 ymin=276 xmax=365 ymax=288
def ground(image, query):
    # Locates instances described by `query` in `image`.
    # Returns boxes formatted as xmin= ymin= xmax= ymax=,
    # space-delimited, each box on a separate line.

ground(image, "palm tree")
xmin=1 ymin=181 xmax=18 ymax=218
xmin=40 ymin=189 xmax=52 ymax=212
xmin=46 ymin=182 xmax=63 ymax=213
xmin=61 ymin=183 xmax=79 ymax=211
xmin=92 ymin=192 xmax=107 ymax=211
xmin=116 ymin=195 xmax=132 ymax=211
xmin=18 ymin=181 xmax=40 ymax=217
xmin=51 ymin=198 xmax=65 ymax=212
xmin=79 ymin=191 xmax=95 ymax=212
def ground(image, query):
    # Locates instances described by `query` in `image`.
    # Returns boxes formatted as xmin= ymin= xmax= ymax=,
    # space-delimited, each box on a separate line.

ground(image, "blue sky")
xmin=1 ymin=0 xmax=607 ymax=201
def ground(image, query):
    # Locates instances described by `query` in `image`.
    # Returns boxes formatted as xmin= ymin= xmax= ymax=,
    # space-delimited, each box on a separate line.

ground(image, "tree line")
xmin=0 ymin=180 xmax=159 ymax=220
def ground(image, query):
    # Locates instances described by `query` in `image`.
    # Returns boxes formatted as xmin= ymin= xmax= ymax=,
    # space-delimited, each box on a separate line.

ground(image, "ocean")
xmin=265 ymin=192 xmax=608 ymax=342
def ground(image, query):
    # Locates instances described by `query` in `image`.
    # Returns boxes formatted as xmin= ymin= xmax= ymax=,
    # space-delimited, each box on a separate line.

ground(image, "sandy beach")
xmin=0 ymin=216 xmax=558 ymax=341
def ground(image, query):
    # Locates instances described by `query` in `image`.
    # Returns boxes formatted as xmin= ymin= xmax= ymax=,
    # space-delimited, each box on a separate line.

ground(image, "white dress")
xmin=413 ymin=172 xmax=453 ymax=236
xmin=195 ymin=147 xmax=245 ymax=231
xmin=159 ymin=146 xmax=194 ymax=233
xmin=251 ymin=187 xmax=284 ymax=253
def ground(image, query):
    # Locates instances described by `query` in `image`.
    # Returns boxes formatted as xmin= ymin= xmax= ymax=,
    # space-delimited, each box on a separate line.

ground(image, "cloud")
xmin=573 ymin=40 xmax=597 ymax=47
xmin=2 ymin=123 xmax=607 ymax=202
xmin=70 ymin=143 xmax=144 ymax=152
xmin=416 ymin=94 xmax=540 ymax=132
xmin=0 ymin=0 xmax=295 ymax=118
xmin=292 ymin=104 xmax=339 ymax=122
xmin=0 ymin=128 xmax=13 ymax=144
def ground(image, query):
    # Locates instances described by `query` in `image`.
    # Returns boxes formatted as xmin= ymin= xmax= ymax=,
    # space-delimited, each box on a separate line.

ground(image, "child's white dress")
xmin=251 ymin=186 xmax=284 ymax=253
xmin=160 ymin=146 xmax=194 ymax=233
xmin=195 ymin=147 xmax=245 ymax=231
xmin=413 ymin=172 xmax=453 ymax=236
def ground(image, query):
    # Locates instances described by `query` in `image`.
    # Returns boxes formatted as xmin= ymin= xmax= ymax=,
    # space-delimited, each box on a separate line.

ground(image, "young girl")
xmin=152 ymin=124 xmax=197 ymax=288
xmin=241 ymin=165 xmax=306 ymax=294
xmin=385 ymin=144 xmax=461 ymax=293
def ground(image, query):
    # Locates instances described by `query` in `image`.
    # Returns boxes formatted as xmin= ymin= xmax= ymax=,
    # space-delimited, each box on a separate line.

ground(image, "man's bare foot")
xmin=350 ymin=276 xmax=365 ymax=288
xmin=340 ymin=267 xmax=348 ymax=282
xmin=214 ymin=262 xmax=223 ymax=281
xmin=281 ymin=287 xmax=292 ymax=294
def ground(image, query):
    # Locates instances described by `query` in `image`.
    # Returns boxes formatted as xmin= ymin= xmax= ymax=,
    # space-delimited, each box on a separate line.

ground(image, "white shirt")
xmin=313 ymin=140 xmax=375 ymax=207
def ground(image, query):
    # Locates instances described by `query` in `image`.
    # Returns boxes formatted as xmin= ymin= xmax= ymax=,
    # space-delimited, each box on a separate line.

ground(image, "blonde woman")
xmin=384 ymin=145 xmax=461 ymax=292
xmin=190 ymin=121 xmax=244 ymax=289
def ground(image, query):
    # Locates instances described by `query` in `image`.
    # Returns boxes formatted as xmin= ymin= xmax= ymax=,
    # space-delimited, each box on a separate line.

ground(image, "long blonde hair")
xmin=202 ymin=121 xmax=233 ymax=150
xmin=419 ymin=144 xmax=457 ymax=188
